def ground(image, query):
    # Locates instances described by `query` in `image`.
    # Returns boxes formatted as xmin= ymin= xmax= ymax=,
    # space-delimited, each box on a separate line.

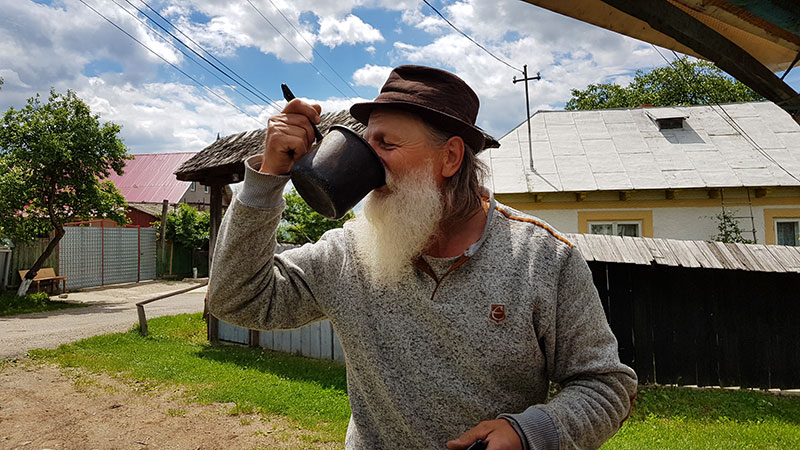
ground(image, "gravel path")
xmin=0 ymin=280 xmax=207 ymax=359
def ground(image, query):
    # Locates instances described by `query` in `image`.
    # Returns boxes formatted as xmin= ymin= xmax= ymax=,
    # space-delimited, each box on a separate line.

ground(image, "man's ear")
xmin=440 ymin=136 xmax=465 ymax=178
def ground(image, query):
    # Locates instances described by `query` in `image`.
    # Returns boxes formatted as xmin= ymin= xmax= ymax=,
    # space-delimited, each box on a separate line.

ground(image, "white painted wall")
xmin=523 ymin=209 xmax=577 ymax=234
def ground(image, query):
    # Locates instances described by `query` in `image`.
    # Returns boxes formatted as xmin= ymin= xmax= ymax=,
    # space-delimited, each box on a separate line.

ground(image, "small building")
xmin=481 ymin=101 xmax=800 ymax=245
xmin=109 ymin=152 xmax=223 ymax=227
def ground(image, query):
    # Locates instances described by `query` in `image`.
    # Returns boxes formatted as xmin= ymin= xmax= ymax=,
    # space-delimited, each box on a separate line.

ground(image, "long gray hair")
xmin=425 ymin=124 xmax=489 ymax=224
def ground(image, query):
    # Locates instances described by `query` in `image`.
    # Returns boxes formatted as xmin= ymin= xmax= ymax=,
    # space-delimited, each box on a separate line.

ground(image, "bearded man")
xmin=208 ymin=65 xmax=637 ymax=450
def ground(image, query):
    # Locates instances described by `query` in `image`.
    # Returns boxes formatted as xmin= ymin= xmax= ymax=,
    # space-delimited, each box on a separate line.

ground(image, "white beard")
xmin=351 ymin=165 xmax=444 ymax=287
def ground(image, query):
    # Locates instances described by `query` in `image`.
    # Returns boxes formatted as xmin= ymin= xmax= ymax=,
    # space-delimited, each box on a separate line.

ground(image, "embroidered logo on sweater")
xmin=489 ymin=304 xmax=506 ymax=324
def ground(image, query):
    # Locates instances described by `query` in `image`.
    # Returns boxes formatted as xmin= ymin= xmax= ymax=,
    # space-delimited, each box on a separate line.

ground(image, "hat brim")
xmin=350 ymin=100 xmax=486 ymax=152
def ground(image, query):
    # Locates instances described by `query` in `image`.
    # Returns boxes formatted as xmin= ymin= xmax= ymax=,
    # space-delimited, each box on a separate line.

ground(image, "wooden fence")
xmin=591 ymin=261 xmax=800 ymax=389
xmin=214 ymin=261 xmax=800 ymax=389
xmin=7 ymin=238 xmax=58 ymax=286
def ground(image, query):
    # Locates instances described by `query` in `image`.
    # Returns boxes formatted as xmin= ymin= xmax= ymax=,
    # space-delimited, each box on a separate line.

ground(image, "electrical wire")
xmin=651 ymin=45 xmax=800 ymax=184
xmin=421 ymin=0 xmax=522 ymax=74
xmin=265 ymin=0 xmax=361 ymax=98
xmin=245 ymin=0 xmax=352 ymax=99
xmin=111 ymin=0 xmax=278 ymax=116
xmin=134 ymin=0 xmax=282 ymax=112
xmin=77 ymin=0 xmax=262 ymax=125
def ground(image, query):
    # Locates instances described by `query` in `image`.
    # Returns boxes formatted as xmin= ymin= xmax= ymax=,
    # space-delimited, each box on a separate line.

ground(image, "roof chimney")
xmin=646 ymin=108 xmax=688 ymax=130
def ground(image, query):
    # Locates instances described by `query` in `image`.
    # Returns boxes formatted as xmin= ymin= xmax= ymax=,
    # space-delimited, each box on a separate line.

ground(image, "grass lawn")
xmin=29 ymin=313 xmax=800 ymax=449
xmin=0 ymin=291 xmax=87 ymax=316
xmin=29 ymin=313 xmax=351 ymax=444
xmin=604 ymin=385 xmax=800 ymax=449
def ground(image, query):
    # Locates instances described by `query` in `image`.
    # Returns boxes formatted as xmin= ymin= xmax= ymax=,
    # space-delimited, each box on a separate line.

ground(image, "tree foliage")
xmin=278 ymin=188 xmax=354 ymax=244
xmin=152 ymin=203 xmax=211 ymax=250
xmin=566 ymin=57 xmax=764 ymax=111
xmin=0 ymin=89 xmax=130 ymax=294
xmin=712 ymin=209 xmax=754 ymax=244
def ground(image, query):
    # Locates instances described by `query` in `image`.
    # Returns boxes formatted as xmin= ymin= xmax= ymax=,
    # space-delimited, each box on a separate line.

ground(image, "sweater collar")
xmin=463 ymin=192 xmax=495 ymax=258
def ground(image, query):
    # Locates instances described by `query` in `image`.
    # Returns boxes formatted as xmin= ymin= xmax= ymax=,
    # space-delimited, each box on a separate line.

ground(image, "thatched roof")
xmin=175 ymin=110 xmax=499 ymax=185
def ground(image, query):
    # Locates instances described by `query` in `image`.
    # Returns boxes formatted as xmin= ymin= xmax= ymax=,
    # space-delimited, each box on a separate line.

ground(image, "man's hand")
xmin=446 ymin=419 xmax=523 ymax=450
xmin=260 ymin=98 xmax=322 ymax=175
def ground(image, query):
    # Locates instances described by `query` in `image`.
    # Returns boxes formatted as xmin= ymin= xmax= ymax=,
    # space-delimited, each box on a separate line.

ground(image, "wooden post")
xmin=137 ymin=304 xmax=148 ymax=335
xmin=160 ymin=199 xmax=168 ymax=275
xmin=209 ymin=185 xmax=223 ymax=264
xmin=207 ymin=184 xmax=224 ymax=342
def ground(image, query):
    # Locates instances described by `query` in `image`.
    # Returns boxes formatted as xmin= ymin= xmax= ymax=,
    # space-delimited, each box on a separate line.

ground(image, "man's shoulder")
xmin=492 ymin=201 xmax=574 ymax=249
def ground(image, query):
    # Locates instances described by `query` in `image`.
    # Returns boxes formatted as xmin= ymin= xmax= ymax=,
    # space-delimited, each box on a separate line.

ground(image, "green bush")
xmin=0 ymin=291 xmax=85 ymax=316
xmin=152 ymin=203 xmax=210 ymax=250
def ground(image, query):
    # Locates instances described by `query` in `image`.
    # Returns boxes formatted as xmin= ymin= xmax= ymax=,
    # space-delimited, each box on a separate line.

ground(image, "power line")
xmin=265 ymin=0 xmax=361 ymax=98
xmin=245 ymin=0 xmax=352 ymax=99
xmin=651 ymin=45 xmax=800 ymax=184
xmin=120 ymin=0 xmax=280 ymax=113
xmin=78 ymin=0 xmax=262 ymax=125
xmin=111 ymin=0 xmax=278 ymax=116
xmin=421 ymin=0 xmax=522 ymax=74
xmin=134 ymin=0 xmax=282 ymax=113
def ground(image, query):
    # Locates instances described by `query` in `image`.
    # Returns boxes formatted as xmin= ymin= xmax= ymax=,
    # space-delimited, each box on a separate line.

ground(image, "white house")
xmin=481 ymin=101 xmax=800 ymax=246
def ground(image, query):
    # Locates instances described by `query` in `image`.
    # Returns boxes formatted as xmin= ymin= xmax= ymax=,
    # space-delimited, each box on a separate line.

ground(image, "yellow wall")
xmin=763 ymin=208 xmax=800 ymax=244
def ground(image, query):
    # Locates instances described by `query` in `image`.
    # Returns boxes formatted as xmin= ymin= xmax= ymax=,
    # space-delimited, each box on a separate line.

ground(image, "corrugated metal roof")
xmin=566 ymin=233 xmax=800 ymax=273
xmin=109 ymin=153 xmax=197 ymax=204
xmin=483 ymin=102 xmax=800 ymax=194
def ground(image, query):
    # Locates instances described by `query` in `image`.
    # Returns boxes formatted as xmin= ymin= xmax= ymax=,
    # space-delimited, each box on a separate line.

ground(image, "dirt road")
xmin=0 ymin=281 xmax=340 ymax=449
xmin=0 ymin=361 xmax=337 ymax=450
xmin=0 ymin=280 xmax=207 ymax=359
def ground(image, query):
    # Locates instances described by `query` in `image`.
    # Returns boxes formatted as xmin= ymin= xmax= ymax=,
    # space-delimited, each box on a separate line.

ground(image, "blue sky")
xmin=2 ymin=0 xmax=800 ymax=155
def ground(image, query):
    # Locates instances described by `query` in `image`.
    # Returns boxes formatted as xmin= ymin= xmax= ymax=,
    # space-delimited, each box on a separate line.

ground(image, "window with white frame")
xmin=588 ymin=221 xmax=641 ymax=237
xmin=776 ymin=219 xmax=800 ymax=246
xmin=190 ymin=181 xmax=196 ymax=192
xmin=204 ymin=185 xmax=209 ymax=193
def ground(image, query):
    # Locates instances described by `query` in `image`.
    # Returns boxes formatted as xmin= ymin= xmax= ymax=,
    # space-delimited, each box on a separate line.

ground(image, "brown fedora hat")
xmin=350 ymin=65 xmax=486 ymax=152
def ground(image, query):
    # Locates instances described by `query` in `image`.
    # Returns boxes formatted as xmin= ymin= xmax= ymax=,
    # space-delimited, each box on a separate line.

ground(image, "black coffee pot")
xmin=290 ymin=125 xmax=386 ymax=220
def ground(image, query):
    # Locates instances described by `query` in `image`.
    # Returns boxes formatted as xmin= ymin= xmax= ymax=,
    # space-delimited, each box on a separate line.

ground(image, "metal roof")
xmin=109 ymin=153 xmax=197 ymax=204
xmin=482 ymin=101 xmax=800 ymax=194
xmin=567 ymin=232 xmax=800 ymax=273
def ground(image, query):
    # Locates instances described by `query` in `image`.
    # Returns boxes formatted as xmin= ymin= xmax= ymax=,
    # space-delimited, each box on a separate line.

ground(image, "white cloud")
xmin=0 ymin=69 xmax=31 ymax=89
xmin=318 ymin=14 xmax=383 ymax=48
xmin=160 ymin=1 xmax=385 ymax=61
xmin=78 ymin=76 xmax=267 ymax=153
xmin=352 ymin=65 xmax=393 ymax=88
xmin=401 ymin=8 xmax=447 ymax=34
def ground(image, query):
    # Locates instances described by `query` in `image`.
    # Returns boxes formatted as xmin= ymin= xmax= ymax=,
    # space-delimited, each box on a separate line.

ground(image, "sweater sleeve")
xmin=500 ymin=246 xmax=637 ymax=450
xmin=207 ymin=155 xmax=342 ymax=330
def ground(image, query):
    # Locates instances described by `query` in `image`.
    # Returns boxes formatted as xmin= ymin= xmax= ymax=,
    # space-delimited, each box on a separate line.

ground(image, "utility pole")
xmin=513 ymin=65 xmax=541 ymax=171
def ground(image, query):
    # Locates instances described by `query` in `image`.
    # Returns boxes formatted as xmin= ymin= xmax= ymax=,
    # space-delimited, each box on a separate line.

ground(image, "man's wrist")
xmin=239 ymin=155 xmax=291 ymax=210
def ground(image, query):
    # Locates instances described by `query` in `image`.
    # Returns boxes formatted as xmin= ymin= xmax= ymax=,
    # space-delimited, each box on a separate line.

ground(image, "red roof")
xmin=109 ymin=153 xmax=197 ymax=204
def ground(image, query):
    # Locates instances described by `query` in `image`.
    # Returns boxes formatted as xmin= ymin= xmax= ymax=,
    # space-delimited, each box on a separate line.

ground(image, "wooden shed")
xmin=567 ymin=233 xmax=800 ymax=389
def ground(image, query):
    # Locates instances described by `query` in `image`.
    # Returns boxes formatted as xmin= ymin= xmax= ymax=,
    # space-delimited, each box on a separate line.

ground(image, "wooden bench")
xmin=18 ymin=268 xmax=68 ymax=294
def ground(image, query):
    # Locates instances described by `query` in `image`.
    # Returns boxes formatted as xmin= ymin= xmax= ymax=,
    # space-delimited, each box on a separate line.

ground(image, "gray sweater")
xmin=208 ymin=156 xmax=637 ymax=450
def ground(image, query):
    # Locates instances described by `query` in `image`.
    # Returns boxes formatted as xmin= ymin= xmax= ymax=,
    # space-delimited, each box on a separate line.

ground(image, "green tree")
xmin=152 ymin=203 xmax=211 ymax=250
xmin=0 ymin=89 xmax=131 ymax=295
xmin=712 ymin=209 xmax=754 ymax=244
xmin=566 ymin=57 xmax=764 ymax=110
xmin=278 ymin=188 xmax=354 ymax=244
